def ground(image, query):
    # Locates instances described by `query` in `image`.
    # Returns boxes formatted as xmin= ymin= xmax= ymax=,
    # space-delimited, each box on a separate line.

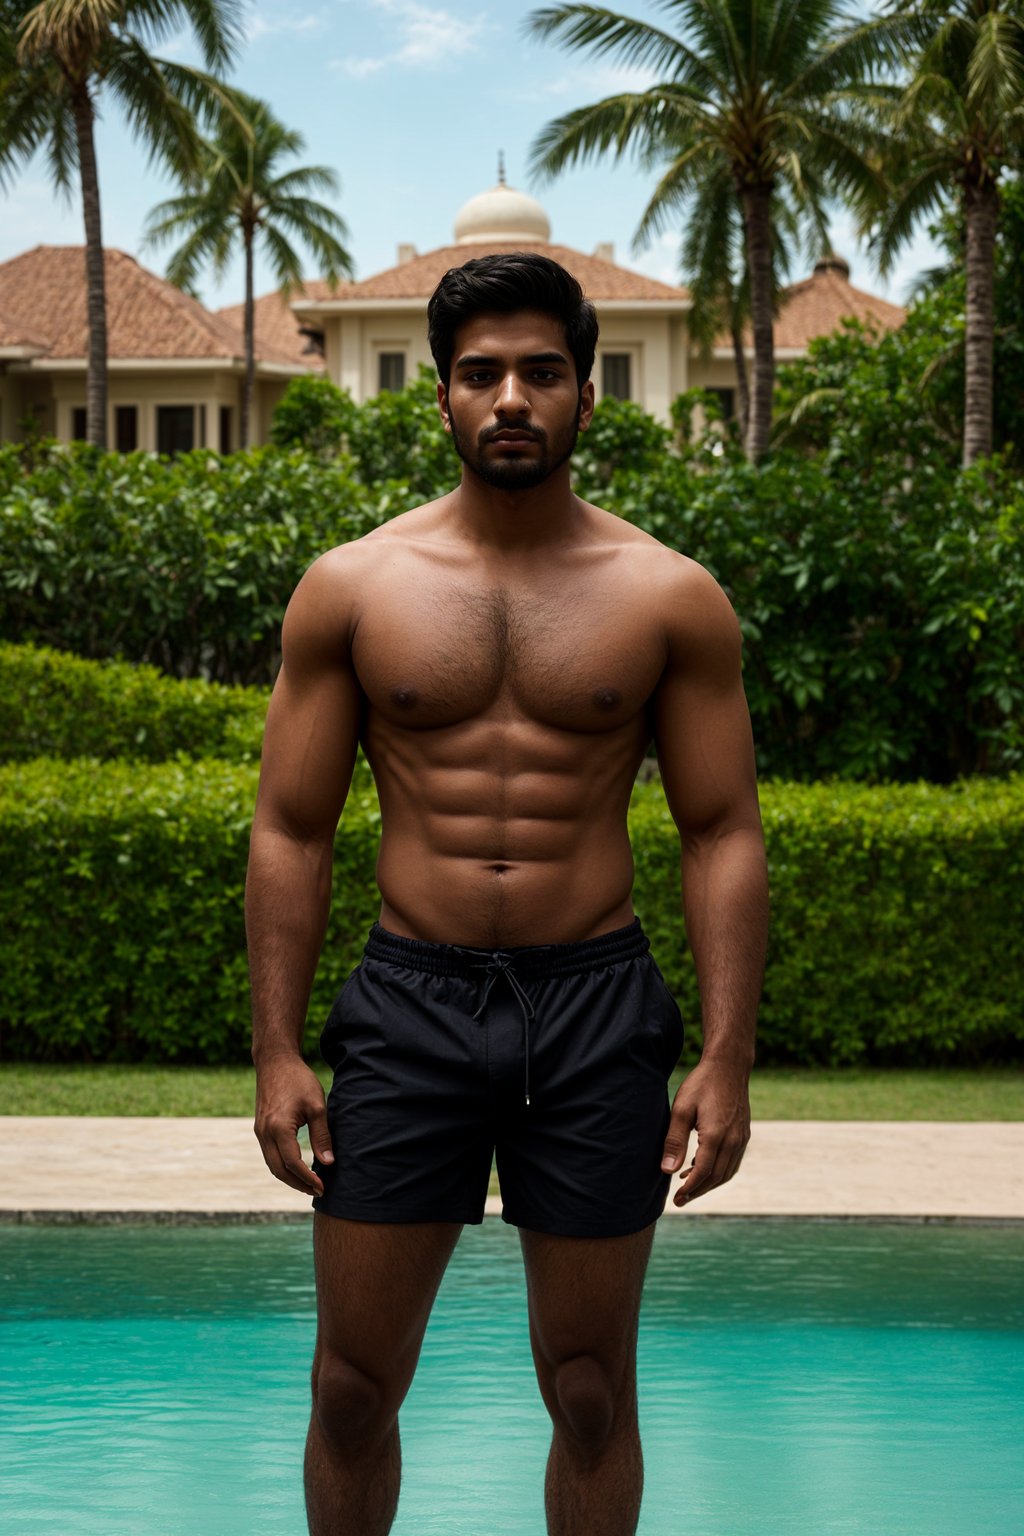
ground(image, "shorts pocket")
xmin=647 ymin=959 xmax=685 ymax=1073
xmin=319 ymin=965 xmax=362 ymax=1070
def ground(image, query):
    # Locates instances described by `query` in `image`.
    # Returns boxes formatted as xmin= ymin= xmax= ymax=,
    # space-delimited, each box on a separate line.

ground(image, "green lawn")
xmin=2 ymin=1062 xmax=1022 ymax=1120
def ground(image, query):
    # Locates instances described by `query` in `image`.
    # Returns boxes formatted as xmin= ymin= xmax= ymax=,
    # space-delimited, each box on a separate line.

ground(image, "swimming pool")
xmin=1 ymin=1218 xmax=1021 ymax=1534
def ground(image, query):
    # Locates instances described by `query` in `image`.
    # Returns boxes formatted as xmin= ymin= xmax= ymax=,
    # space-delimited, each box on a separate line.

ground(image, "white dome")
xmin=454 ymin=181 xmax=551 ymax=245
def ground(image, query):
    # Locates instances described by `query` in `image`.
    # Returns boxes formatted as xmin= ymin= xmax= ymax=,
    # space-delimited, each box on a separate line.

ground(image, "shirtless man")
xmin=246 ymin=252 xmax=770 ymax=1536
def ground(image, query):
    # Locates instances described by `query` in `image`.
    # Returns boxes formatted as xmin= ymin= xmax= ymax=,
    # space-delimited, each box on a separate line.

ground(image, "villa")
xmin=0 ymin=172 xmax=905 ymax=450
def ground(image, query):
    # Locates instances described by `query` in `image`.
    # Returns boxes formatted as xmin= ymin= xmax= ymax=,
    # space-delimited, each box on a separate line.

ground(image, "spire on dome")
xmin=498 ymin=150 xmax=506 ymax=186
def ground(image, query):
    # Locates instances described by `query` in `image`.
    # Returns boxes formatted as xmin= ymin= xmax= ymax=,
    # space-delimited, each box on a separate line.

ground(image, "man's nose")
xmin=494 ymin=372 xmax=530 ymax=415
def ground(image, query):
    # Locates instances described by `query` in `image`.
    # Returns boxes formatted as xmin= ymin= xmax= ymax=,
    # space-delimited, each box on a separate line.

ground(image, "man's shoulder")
xmin=314 ymin=496 xmax=452 ymax=571
xmin=585 ymin=501 xmax=724 ymax=597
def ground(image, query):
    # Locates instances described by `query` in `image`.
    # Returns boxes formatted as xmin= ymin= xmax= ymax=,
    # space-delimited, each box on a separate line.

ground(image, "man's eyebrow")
xmin=454 ymin=351 xmax=570 ymax=369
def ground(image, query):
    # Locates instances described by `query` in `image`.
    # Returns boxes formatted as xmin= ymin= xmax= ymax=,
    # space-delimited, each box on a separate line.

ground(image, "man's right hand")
xmin=253 ymin=1055 xmax=335 ymax=1198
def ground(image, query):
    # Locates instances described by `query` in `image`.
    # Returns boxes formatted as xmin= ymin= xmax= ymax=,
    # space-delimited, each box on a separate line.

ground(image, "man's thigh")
xmin=311 ymin=1214 xmax=463 ymax=1407
xmin=518 ymin=1221 xmax=657 ymax=1408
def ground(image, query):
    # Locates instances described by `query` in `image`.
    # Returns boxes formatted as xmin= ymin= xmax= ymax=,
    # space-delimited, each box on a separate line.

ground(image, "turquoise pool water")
xmin=1 ymin=1218 xmax=1021 ymax=1535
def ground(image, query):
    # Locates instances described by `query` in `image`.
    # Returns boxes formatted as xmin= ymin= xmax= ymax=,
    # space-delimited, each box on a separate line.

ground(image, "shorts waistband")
xmin=363 ymin=918 xmax=650 ymax=979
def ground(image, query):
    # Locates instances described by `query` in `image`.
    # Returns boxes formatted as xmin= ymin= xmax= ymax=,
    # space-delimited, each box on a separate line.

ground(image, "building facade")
xmin=286 ymin=174 xmax=906 ymax=427
xmin=0 ymin=246 xmax=310 ymax=450
xmin=0 ymin=175 xmax=905 ymax=448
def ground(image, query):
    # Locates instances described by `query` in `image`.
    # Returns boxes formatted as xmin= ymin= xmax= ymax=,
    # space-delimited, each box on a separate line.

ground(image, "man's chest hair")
xmin=351 ymin=573 xmax=668 ymax=733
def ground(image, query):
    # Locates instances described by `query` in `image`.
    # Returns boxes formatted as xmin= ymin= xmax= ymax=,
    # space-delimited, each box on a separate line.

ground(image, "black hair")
xmin=427 ymin=252 xmax=598 ymax=389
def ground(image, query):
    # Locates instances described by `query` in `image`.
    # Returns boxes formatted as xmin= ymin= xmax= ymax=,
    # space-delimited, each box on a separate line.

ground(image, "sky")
xmin=0 ymin=0 xmax=943 ymax=313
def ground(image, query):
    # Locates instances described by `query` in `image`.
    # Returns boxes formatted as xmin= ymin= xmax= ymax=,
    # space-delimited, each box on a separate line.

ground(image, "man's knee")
xmin=311 ymin=1351 xmax=394 ymax=1451
xmin=552 ymin=1354 xmax=618 ymax=1449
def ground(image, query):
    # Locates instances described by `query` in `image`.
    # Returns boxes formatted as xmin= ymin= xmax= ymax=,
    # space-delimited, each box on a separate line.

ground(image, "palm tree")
xmin=0 ymin=0 xmax=245 ymax=449
xmin=525 ymin=0 xmax=905 ymax=461
xmin=683 ymin=188 xmax=805 ymax=446
xmin=865 ymin=0 xmax=1024 ymax=466
xmin=142 ymin=90 xmax=354 ymax=449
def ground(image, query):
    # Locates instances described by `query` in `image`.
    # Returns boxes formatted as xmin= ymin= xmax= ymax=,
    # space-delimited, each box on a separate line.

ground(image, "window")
xmin=71 ymin=407 xmax=87 ymax=440
xmin=199 ymin=404 xmax=207 ymax=448
xmin=219 ymin=406 xmax=232 ymax=455
xmin=601 ymin=353 xmax=632 ymax=401
xmin=378 ymin=352 xmax=406 ymax=392
xmin=708 ymin=387 xmax=736 ymax=422
xmin=156 ymin=405 xmax=195 ymax=456
xmin=115 ymin=405 xmax=138 ymax=452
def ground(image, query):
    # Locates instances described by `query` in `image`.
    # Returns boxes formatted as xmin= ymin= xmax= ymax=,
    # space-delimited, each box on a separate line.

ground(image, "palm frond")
xmin=101 ymin=36 xmax=204 ymax=178
xmin=122 ymin=0 xmax=245 ymax=72
xmin=783 ymin=11 xmax=918 ymax=104
xmin=966 ymin=9 xmax=1024 ymax=122
xmin=525 ymin=3 xmax=724 ymax=94
xmin=0 ymin=60 xmax=70 ymax=190
xmin=528 ymin=86 xmax=710 ymax=182
xmin=159 ymin=213 xmax=225 ymax=290
xmin=260 ymin=222 xmax=305 ymax=292
xmin=866 ymin=160 xmax=950 ymax=275
xmin=630 ymin=135 xmax=722 ymax=248
xmin=267 ymin=164 xmax=340 ymax=200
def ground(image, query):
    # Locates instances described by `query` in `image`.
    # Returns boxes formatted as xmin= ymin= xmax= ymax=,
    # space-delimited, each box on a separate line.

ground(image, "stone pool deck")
xmin=1 ymin=1117 xmax=1022 ymax=1223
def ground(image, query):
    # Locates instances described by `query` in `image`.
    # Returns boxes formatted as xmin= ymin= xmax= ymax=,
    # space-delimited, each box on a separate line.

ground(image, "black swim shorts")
xmin=310 ymin=917 xmax=685 ymax=1238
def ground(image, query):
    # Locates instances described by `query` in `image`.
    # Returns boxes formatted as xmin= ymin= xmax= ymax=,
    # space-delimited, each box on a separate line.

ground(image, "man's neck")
xmin=446 ymin=466 xmax=585 ymax=554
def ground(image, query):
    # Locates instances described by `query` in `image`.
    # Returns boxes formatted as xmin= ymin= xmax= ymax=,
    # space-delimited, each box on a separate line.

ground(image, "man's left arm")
xmin=652 ymin=556 xmax=770 ymax=1207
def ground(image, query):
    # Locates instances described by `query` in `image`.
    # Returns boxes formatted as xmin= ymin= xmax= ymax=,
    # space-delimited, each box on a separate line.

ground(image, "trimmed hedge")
xmin=2 ymin=757 xmax=1021 ymax=1066
xmin=0 ymin=756 xmax=379 ymax=1063
xmin=0 ymin=642 xmax=268 ymax=763
xmin=630 ymin=774 xmax=1024 ymax=1066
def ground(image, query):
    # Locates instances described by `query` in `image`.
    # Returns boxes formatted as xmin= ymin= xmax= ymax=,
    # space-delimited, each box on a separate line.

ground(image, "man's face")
xmin=438 ymin=309 xmax=595 ymax=492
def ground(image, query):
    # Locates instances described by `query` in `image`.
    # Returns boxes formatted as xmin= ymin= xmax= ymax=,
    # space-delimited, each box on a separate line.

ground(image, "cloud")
xmin=501 ymin=60 xmax=661 ymax=105
xmin=333 ymin=0 xmax=485 ymax=77
xmin=247 ymin=9 xmax=326 ymax=42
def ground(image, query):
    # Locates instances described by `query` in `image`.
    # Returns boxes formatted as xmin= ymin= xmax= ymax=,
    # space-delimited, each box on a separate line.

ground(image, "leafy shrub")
xmin=570 ymin=396 xmax=672 ymax=498
xmin=2 ymin=759 xmax=1020 ymax=1066
xmin=335 ymin=365 xmax=460 ymax=500
xmin=0 ymin=443 xmax=410 ymax=685
xmin=604 ymin=450 xmax=1024 ymax=782
xmin=269 ymin=374 xmax=354 ymax=458
xmin=0 ymin=642 xmax=268 ymax=762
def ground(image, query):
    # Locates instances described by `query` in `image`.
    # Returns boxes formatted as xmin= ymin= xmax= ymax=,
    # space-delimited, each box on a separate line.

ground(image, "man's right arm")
xmin=245 ymin=550 xmax=362 ymax=1197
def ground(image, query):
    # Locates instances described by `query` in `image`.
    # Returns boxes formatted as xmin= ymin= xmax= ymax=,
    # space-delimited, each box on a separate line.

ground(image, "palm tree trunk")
xmin=70 ymin=81 xmax=107 ymax=450
xmin=740 ymin=183 xmax=774 ymax=463
xmin=242 ymin=229 xmax=255 ymax=450
xmin=731 ymin=317 xmax=750 ymax=445
xmin=963 ymin=176 xmax=998 ymax=467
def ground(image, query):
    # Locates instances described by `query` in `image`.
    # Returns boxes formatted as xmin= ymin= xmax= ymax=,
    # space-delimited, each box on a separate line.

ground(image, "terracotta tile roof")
xmin=0 ymin=304 xmax=50 ymax=352
xmin=215 ymin=285 xmax=349 ymax=370
xmin=0 ymin=246 xmax=306 ymax=366
xmin=720 ymin=257 xmax=905 ymax=350
xmin=295 ymin=243 xmax=690 ymax=304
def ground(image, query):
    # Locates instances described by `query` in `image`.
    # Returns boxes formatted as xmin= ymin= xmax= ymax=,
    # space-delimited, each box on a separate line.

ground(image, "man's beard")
xmin=447 ymin=406 xmax=580 ymax=491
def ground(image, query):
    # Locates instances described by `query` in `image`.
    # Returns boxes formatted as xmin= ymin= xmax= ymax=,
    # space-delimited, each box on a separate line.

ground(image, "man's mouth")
xmin=489 ymin=431 xmax=536 ymax=444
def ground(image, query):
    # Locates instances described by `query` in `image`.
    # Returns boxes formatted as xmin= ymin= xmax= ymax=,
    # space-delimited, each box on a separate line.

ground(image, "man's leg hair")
xmin=305 ymin=1214 xmax=463 ymax=1536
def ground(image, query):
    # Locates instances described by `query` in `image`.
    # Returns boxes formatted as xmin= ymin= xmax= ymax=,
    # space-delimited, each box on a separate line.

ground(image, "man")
xmin=246 ymin=252 xmax=770 ymax=1536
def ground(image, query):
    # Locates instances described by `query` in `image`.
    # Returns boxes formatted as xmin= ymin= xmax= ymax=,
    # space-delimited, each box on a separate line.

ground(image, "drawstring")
xmin=362 ymin=920 xmax=650 ymax=1111
xmin=451 ymin=948 xmax=545 ymax=1108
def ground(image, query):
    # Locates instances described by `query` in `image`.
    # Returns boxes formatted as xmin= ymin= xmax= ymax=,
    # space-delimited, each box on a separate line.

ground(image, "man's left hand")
xmin=660 ymin=1057 xmax=752 ymax=1207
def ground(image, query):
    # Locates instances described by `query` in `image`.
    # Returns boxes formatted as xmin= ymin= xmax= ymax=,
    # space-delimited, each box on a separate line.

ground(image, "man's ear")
xmin=437 ymin=380 xmax=452 ymax=434
xmin=577 ymin=379 xmax=596 ymax=433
